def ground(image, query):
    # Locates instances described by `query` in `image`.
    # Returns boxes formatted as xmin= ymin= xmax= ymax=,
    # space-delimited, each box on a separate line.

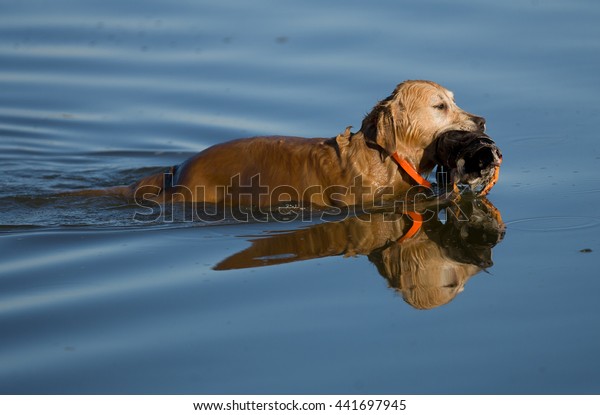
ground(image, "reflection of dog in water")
xmin=215 ymin=198 xmax=505 ymax=310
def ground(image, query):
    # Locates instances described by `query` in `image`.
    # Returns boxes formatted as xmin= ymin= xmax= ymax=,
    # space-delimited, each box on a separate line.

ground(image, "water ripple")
xmin=505 ymin=216 xmax=600 ymax=232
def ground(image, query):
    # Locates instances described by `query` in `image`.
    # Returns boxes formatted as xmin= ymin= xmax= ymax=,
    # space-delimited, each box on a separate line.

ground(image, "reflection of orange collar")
xmin=398 ymin=211 xmax=424 ymax=243
xmin=391 ymin=151 xmax=432 ymax=188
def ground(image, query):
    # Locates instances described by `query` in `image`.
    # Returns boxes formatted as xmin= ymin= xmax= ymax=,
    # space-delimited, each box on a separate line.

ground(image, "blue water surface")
xmin=1 ymin=0 xmax=599 ymax=394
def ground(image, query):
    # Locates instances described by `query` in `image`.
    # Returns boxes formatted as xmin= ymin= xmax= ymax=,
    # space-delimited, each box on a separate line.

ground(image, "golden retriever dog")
xmin=106 ymin=80 xmax=486 ymax=208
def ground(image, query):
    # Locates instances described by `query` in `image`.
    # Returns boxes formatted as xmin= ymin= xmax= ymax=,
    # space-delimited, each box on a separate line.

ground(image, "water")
xmin=1 ymin=0 xmax=599 ymax=393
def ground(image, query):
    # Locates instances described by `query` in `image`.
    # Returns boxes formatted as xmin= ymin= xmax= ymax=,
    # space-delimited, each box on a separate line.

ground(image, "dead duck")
xmin=433 ymin=130 xmax=502 ymax=196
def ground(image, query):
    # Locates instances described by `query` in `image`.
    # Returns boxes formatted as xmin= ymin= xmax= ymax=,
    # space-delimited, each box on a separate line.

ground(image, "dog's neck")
xmin=330 ymin=129 xmax=400 ymax=189
xmin=341 ymin=129 xmax=432 ymax=188
xmin=392 ymin=142 xmax=425 ymax=171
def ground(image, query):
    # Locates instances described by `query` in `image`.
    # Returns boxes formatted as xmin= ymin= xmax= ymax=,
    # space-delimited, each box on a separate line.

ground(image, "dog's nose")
xmin=472 ymin=116 xmax=486 ymax=131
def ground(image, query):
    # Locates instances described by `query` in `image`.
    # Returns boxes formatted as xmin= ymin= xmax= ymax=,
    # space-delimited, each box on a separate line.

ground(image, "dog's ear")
xmin=375 ymin=108 xmax=398 ymax=156
xmin=361 ymin=104 xmax=399 ymax=157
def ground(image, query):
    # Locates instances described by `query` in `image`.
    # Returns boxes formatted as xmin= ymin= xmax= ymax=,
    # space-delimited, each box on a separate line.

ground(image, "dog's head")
xmin=361 ymin=80 xmax=485 ymax=171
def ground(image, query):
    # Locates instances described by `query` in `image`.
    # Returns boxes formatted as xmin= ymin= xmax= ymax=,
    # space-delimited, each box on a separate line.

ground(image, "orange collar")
xmin=391 ymin=151 xmax=432 ymax=188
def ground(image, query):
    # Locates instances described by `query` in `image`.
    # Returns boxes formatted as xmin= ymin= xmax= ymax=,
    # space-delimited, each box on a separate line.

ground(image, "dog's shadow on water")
xmin=215 ymin=198 xmax=505 ymax=310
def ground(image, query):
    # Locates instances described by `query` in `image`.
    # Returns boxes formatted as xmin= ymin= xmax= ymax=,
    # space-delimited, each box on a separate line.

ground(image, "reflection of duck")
xmin=215 ymin=198 xmax=505 ymax=310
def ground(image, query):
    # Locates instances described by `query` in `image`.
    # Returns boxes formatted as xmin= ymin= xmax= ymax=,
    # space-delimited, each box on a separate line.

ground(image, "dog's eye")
xmin=434 ymin=103 xmax=447 ymax=110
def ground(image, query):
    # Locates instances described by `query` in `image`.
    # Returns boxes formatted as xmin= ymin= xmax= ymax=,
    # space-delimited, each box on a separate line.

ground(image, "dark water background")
xmin=1 ymin=0 xmax=599 ymax=393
